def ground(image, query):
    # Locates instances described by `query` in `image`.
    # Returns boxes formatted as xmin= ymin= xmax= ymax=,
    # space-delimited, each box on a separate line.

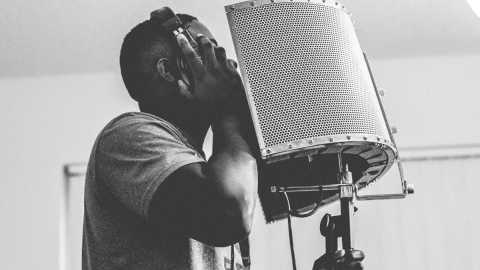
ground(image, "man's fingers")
xmin=197 ymin=34 xmax=216 ymax=69
xmin=215 ymin=46 xmax=228 ymax=66
xmin=228 ymin=59 xmax=239 ymax=69
xmin=177 ymin=34 xmax=204 ymax=75
xmin=178 ymin=80 xmax=195 ymax=99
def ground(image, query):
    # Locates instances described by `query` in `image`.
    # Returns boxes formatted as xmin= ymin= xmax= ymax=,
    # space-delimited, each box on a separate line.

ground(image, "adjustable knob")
xmin=320 ymin=214 xmax=336 ymax=236
xmin=390 ymin=125 xmax=398 ymax=134
xmin=407 ymin=183 xmax=415 ymax=194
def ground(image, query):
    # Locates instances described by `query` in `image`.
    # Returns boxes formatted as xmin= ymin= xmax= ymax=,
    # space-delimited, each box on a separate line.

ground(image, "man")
xmin=83 ymin=13 xmax=257 ymax=269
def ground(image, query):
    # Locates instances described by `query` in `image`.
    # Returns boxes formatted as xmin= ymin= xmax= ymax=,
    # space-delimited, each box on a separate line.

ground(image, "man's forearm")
xmin=208 ymin=115 xmax=258 ymax=221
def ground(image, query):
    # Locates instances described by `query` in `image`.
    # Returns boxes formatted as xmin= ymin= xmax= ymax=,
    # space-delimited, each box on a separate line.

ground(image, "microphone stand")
xmin=271 ymin=152 xmax=414 ymax=269
xmin=312 ymin=154 xmax=357 ymax=270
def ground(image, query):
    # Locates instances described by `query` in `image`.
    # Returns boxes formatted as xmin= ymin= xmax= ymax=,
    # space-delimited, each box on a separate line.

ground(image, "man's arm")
xmin=148 ymin=34 xmax=258 ymax=247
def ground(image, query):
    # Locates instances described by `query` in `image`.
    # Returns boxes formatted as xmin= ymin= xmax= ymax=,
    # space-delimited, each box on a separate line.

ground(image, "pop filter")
xmin=225 ymin=0 xmax=399 ymax=223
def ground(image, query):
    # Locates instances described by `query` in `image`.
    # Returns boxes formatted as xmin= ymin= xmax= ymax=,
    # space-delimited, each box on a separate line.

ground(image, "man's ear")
xmin=156 ymin=58 xmax=178 ymax=83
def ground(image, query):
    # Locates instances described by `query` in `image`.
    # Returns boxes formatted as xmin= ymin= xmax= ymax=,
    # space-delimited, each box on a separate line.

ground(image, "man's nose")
xmin=228 ymin=59 xmax=238 ymax=69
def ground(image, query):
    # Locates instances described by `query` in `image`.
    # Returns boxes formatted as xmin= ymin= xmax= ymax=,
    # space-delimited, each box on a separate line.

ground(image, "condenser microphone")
xmin=225 ymin=0 xmax=400 ymax=223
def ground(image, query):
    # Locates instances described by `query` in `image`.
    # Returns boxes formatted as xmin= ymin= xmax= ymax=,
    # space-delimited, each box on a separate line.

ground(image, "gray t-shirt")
xmin=83 ymin=112 xmax=244 ymax=269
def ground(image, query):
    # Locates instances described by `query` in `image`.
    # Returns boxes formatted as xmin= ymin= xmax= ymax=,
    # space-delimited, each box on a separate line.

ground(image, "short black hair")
xmin=120 ymin=14 xmax=198 ymax=101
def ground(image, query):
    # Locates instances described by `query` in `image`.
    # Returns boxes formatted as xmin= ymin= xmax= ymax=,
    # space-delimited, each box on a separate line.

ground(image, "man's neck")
xmin=139 ymin=101 xmax=210 ymax=147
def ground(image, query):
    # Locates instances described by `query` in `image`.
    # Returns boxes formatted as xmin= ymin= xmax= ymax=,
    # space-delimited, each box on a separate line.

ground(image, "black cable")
xmin=288 ymin=158 xmax=323 ymax=218
xmin=288 ymin=186 xmax=323 ymax=218
xmin=283 ymin=186 xmax=324 ymax=270
xmin=283 ymin=191 xmax=298 ymax=270
xmin=239 ymin=238 xmax=251 ymax=268
xmin=282 ymin=160 xmax=325 ymax=270
xmin=231 ymin=244 xmax=235 ymax=269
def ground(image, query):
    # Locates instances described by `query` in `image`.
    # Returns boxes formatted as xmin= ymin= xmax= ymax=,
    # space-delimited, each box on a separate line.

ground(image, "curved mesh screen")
xmin=229 ymin=2 xmax=390 ymax=149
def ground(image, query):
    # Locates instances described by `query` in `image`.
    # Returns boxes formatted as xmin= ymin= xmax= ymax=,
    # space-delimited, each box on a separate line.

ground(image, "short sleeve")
xmin=95 ymin=113 xmax=205 ymax=219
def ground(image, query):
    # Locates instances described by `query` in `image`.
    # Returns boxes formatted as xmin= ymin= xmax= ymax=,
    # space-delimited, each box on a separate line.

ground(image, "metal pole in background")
xmin=60 ymin=163 xmax=87 ymax=270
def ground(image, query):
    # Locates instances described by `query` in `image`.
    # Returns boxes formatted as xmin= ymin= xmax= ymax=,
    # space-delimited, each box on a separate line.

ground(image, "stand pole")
xmin=340 ymin=198 xmax=353 ymax=251
xmin=338 ymin=159 xmax=354 ymax=251
xmin=313 ymin=156 xmax=357 ymax=269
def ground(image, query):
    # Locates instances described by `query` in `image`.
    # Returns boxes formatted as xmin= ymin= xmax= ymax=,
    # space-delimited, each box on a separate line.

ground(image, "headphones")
xmin=150 ymin=7 xmax=200 ymax=90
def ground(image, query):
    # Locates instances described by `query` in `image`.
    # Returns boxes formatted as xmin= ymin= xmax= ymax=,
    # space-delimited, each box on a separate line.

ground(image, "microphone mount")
xmin=271 ymin=153 xmax=414 ymax=269
xmin=271 ymin=161 xmax=415 ymax=201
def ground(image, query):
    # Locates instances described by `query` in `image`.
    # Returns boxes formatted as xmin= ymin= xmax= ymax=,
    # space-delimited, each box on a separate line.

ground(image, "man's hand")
xmin=177 ymin=33 xmax=244 ymax=117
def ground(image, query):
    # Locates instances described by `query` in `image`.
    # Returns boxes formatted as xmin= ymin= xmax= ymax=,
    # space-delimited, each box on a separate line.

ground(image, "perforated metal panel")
xmin=226 ymin=0 xmax=392 ymax=158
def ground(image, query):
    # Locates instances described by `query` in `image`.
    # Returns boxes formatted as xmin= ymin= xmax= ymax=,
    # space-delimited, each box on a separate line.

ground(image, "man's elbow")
xmin=213 ymin=199 xmax=255 ymax=247
xmin=217 ymin=209 xmax=253 ymax=247
xmin=237 ymin=195 xmax=256 ymax=238
xmin=239 ymin=205 xmax=254 ymax=237
xmin=231 ymin=192 xmax=256 ymax=232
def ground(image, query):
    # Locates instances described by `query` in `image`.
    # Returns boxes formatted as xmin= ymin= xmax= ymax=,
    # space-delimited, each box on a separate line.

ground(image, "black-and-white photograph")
xmin=1 ymin=0 xmax=480 ymax=269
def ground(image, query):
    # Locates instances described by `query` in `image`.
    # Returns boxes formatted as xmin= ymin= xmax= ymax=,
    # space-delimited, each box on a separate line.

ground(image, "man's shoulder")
xmin=101 ymin=112 xmax=182 ymax=141
xmin=90 ymin=112 xmax=193 ymax=162
xmin=107 ymin=111 xmax=173 ymax=129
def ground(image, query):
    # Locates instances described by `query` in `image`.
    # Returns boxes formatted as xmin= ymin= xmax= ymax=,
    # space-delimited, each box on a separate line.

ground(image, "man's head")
xmin=120 ymin=14 xmax=215 ymax=104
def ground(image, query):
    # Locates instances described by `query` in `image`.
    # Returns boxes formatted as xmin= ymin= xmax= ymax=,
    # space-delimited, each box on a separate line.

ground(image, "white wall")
xmin=0 ymin=72 xmax=137 ymax=269
xmin=368 ymin=53 xmax=480 ymax=148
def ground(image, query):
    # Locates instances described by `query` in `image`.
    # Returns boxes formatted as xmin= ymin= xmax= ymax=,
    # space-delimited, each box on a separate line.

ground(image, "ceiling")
xmin=1 ymin=0 xmax=479 ymax=78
